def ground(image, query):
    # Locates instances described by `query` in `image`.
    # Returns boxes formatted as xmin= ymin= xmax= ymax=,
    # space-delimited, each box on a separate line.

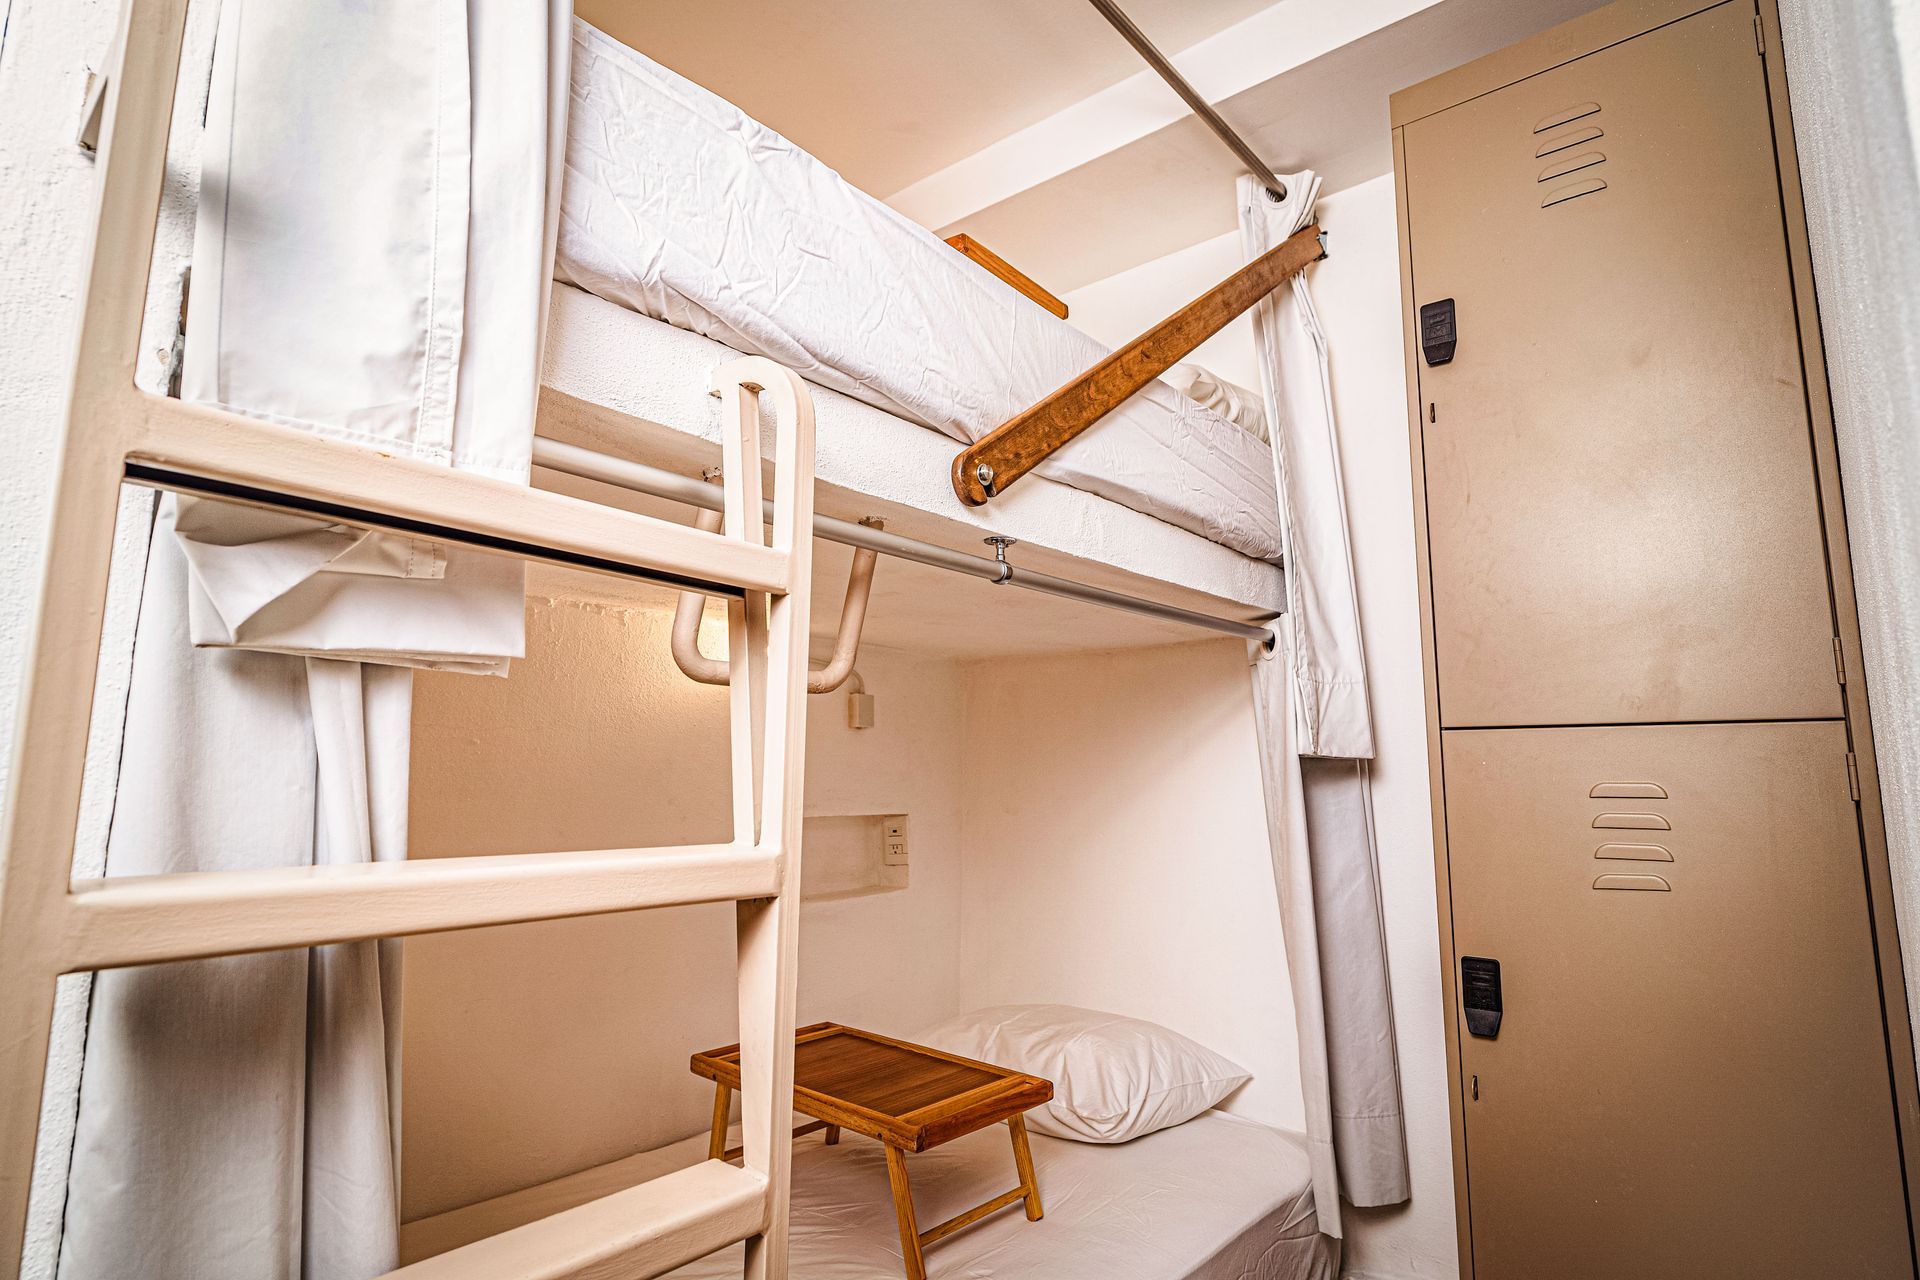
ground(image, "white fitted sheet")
xmin=556 ymin=20 xmax=1283 ymax=561
xmin=401 ymin=1113 xmax=1337 ymax=1280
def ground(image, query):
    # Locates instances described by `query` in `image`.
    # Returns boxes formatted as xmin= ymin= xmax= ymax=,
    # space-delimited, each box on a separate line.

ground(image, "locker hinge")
xmin=1847 ymin=752 xmax=1862 ymax=802
xmin=1833 ymin=637 xmax=1847 ymax=686
xmin=1754 ymin=14 xmax=1765 ymax=56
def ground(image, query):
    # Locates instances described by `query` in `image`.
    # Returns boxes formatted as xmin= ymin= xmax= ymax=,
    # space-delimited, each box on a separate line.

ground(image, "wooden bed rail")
xmin=950 ymin=221 xmax=1324 ymax=507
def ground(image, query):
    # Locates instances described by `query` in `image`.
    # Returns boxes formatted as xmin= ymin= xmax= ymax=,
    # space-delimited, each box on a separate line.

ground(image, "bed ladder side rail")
xmin=383 ymin=1162 xmax=770 ymax=1280
xmin=0 ymin=1 xmax=816 ymax=1276
xmin=949 ymin=221 xmax=1324 ymax=507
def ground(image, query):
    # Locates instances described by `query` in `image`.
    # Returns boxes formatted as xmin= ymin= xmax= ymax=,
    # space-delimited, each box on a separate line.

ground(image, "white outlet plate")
xmin=881 ymin=815 xmax=909 ymax=866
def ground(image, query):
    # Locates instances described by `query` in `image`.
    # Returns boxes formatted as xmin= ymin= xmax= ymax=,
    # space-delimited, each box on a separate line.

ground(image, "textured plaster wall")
xmin=1775 ymin=0 xmax=1920 ymax=1060
xmin=0 ymin=2 xmax=213 ymax=1273
xmin=951 ymin=638 xmax=1304 ymax=1130
xmin=1059 ymin=175 xmax=1456 ymax=1280
xmin=401 ymin=595 xmax=972 ymax=1220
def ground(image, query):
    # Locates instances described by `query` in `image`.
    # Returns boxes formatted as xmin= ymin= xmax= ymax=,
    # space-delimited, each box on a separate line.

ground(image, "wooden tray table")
xmin=691 ymin=1022 xmax=1054 ymax=1279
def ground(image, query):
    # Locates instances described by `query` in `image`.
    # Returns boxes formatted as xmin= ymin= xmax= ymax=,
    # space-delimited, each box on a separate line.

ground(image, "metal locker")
xmin=1445 ymin=721 xmax=1908 ymax=1278
xmin=1401 ymin=0 xmax=1840 ymax=729
xmin=1393 ymin=1 xmax=1920 ymax=1275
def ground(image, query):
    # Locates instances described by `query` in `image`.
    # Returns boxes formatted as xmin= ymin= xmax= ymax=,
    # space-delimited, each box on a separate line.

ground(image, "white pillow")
xmin=1161 ymin=362 xmax=1269 ymax=442
xmin=917 ymin=1004 xmax=1250 ymax=1144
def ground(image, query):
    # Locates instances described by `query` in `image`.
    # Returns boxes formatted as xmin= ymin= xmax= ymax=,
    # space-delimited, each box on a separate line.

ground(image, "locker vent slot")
xmin=1536 ymin=124 xmax=1604 ymax=157
xmin=1538 ymin=150 xmax=1606 ymax=183
xmin=1595 ymin=842 xmax=1674 ymax=861
xmin=1594 ymin=811 xmax=1671 ymax=830
xmin=1533 ymin=103 xmax=1609 ymax=208
xmin=1543 ymin=177 xmax=1608 ymax=208
xmin=1590 ymin=781 xmax=1668 ymax=799
xmin=1594 ymin=873 xmax=1671 ymax=892
xmin=1534 ymin=101 xmax=1602 ymax=132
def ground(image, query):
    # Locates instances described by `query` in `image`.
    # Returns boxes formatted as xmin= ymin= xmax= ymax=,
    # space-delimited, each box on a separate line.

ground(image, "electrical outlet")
xmin=880 ymin=815 xmax=909 ymax=866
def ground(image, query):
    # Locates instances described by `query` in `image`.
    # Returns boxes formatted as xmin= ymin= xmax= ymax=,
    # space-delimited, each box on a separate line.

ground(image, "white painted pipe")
xmin=671 ymin=507 xmax=880 ymax=694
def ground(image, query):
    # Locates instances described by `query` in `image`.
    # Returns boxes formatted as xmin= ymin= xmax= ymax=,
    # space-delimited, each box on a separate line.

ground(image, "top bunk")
xmin=534 ymin=19 xmax=1286 ymax=636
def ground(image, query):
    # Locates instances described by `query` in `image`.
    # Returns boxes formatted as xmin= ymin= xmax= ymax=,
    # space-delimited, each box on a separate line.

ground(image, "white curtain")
xmin=1241 ymin=172 xmax=1410 ymax=1231
xmin=56 ymin=2 xmax=568 ymax=1276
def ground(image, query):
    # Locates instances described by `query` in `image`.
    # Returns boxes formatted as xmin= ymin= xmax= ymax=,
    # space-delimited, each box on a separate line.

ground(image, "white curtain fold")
xmin=55 ymin=2 xmax=568 ymax=1276
xmin=1241 ymin=172 xmax=1410 ymax=1226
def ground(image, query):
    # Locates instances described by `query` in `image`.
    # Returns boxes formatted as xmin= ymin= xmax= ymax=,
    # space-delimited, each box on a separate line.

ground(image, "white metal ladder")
xmin=0 ymin=1 xmax=817 ymax=1275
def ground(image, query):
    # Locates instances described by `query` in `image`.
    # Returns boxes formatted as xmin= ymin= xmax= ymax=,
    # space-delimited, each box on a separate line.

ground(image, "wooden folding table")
xmin=692 ymin=1023 xmax=1054 ymax=1280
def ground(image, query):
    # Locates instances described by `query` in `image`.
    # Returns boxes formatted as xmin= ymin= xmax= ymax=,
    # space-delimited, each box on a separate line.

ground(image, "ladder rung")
xmin=120 ymin=394 xmax=790 ymax=596
xmin=61 ymin=843 xmax=781 ymax=971
xmin=381 ymin=1160 xmax=767 ymax=1280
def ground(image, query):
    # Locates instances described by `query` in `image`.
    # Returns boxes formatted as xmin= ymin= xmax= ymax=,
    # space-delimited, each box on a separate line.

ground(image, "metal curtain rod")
xmin=530 ymin=438 xmax=1278 ymax=647
xmin=1086 ymin=0 xmax=1288 ymax=202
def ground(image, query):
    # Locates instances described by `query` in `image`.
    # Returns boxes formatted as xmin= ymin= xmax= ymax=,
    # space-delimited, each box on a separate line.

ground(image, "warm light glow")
xmin=697 ymin=599 xmax=730 ymax=663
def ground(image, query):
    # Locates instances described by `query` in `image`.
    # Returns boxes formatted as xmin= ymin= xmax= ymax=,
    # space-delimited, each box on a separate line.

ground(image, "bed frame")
xmin=0 ymin=2 xmax=821 ymax=1277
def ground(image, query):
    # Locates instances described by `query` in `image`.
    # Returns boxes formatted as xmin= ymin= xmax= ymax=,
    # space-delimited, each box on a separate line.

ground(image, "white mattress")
xmin=404 ymin=1113 xmax=1336 ymax=1280
xmin=556 ymin=19 xmax=1283 ymax=562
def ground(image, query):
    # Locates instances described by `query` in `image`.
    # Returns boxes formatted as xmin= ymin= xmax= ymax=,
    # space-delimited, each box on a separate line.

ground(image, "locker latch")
xmin=1461 ymin=955 xmax=1502 ymax=1037
xmin=1420 ymin=298 xmax=1457 ymax=366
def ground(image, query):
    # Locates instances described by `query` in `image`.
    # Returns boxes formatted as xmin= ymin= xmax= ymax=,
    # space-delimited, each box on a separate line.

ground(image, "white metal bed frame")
xmin=0 ymin=1 xmax=819 ymax=1276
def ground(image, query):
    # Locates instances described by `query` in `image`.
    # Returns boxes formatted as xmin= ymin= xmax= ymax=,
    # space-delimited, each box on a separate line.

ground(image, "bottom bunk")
xmin=401 ymin=1110 xmax=1337 ymax=1280
xmin=390 ymin=547 xmax=1313 ymax=1276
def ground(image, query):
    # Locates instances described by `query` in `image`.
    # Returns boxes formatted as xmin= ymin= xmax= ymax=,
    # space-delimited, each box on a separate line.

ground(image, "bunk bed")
xmin=375 ymin=21 xmax=1330 ymax=1280
xmin=4 ymin=1 xmax=1369 ymax=1275
xmin=535 ymin=19 xmax=1288 ymax=631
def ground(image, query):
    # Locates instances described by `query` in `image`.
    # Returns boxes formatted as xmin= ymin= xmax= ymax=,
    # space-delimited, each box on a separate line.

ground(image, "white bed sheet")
xmin=402 ymin=1112 xmax=1337 ymax=1280
xmin=556 ymin=20 xmax=1283 ymax=562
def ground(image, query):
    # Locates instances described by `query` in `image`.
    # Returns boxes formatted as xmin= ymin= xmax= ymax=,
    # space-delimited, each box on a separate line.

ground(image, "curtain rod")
xmin=531 ymin=438 xmax=1279 ymax=648
xmin=1085 ymin=0 xmax=1288 ymax=202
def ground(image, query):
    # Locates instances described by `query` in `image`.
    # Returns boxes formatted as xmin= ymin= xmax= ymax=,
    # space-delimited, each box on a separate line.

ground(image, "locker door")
xmin=1403 ymin=2 xmax=1841 ymax=728
xmin=1445 ymin=721 xmax=1909 ymax=1278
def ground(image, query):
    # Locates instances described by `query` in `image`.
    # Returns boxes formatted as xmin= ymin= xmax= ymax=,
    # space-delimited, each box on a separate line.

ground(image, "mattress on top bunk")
xmin=540 ymin=282 xmax=1288 ymax=614
xmin=401 ymin=1111 xmax=1337 ymax=1280
xmin=556 ymin=18 xmax=1283 ymax=562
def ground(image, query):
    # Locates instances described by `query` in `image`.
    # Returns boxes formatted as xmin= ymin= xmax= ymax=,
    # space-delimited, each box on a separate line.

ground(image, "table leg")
xmin=1008 ymin=1115 xmax=1044 ymax=1221
xmin=884 ymin=1143 xmax=928 ymax=1280
xmin=825 ymin=1124 xmax=841 ymax=1146
xmin=708 ymin=1082 xmax=732 ymax=1162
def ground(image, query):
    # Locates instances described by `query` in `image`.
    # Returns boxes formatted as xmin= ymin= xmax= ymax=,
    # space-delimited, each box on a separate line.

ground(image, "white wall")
xmin=401 ymin=594 xmax=971 ymax=1220
xmin=1063 ymin=231 xmax=1261 ymax=390
xmin=0 ymin=4 xmax=214 ymax=1274
xmin=1306 ymin=176 xmax=1456 ymax=1280
xmin=953 ymin=639 xmax=1304 ymax=1131
xmin=1061 ymin=174 xmax=1458 ymax=1280
xmin=1775 ymin=0 xmax=1920 ymax=1060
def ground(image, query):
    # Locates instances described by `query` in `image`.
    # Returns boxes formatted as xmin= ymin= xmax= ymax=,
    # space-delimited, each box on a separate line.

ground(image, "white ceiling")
xmin=573 ymin=0 xmax=1280 ymax=198
xmin=932 ymin=0 xmax=1611 ymax=290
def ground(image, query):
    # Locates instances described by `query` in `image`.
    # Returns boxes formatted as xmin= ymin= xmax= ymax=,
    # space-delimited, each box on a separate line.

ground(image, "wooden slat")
xmin=951 ymin=221 xmax=1324 ymax=506
xmin=124 ymin=394 xmax=791 ymax=596
xmin=944 ymin=234 xmax=1069 ymax=318
xmin=720 ymin=1121 xmax=833 ymax=1161
xmin=917 ymin=1185 xmax=1030 ymax=1247
xmin=60 ymin=842 xmax=781 ymax=971
xmin=380 ymin=1161 xmax=767 ymax=1280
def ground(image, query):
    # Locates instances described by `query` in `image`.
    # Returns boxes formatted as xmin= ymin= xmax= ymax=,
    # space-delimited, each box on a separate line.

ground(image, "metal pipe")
xmin=671 ymin=506 xmax=881 ymax=693
xmin=1085 ymin=0 xmax=1288 ymax=202
xmin=531 ymin=438 xmax=1278 ymax=647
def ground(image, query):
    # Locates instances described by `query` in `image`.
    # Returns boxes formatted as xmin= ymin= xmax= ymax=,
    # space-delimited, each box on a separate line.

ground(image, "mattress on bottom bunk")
xmin=556 ymin=19 xmax=1283 ymax=562
xmin=401 ymin=1112 xmax=1337 ymax=1280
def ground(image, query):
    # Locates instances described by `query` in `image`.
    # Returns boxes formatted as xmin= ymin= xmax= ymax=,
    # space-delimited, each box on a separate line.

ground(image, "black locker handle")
xmin=1461 ymin=955 xmax=1502 ymax=1037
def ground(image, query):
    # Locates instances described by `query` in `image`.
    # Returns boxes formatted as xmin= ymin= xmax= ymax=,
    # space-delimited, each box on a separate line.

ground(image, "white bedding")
xmin=556 ymin=20 xmax=1283 ymax=562
xmin=401 ymin=1112 xmax=1337 ymax=1280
